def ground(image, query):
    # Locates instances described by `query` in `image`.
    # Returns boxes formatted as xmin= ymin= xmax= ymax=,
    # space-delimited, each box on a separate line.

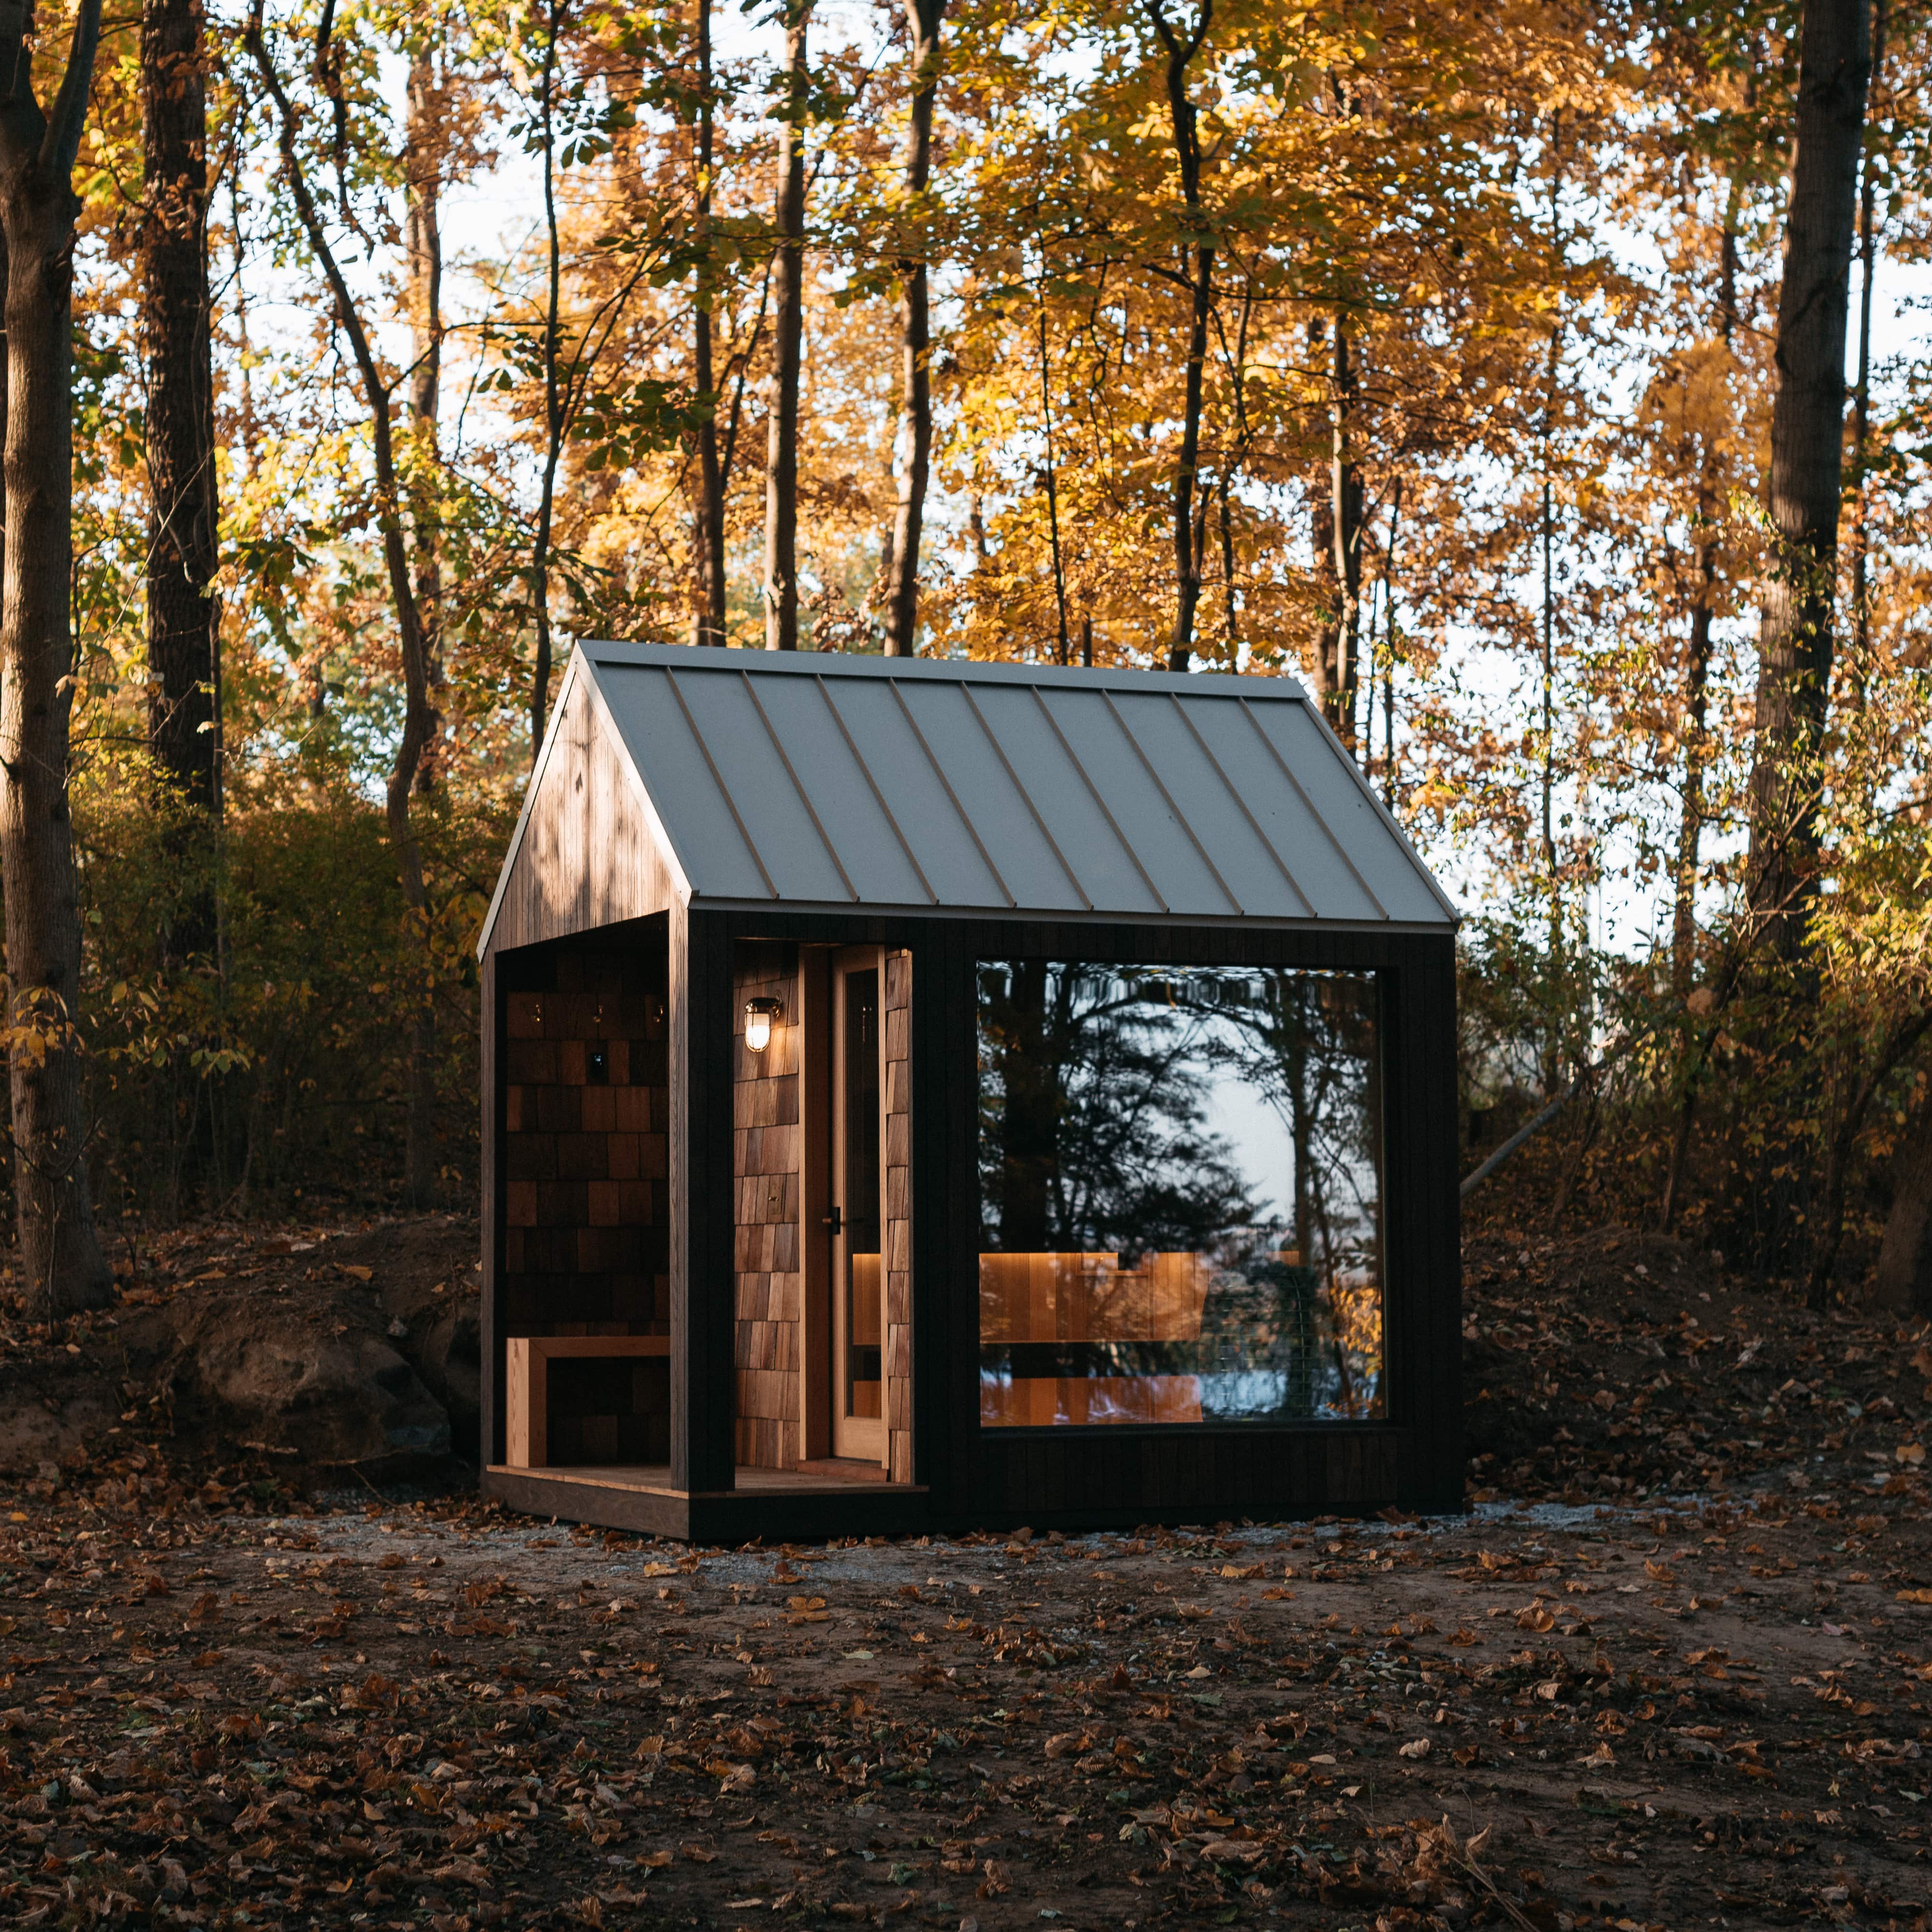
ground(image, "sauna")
xmin=476 ymin=640 xmax=1461 ymax=1538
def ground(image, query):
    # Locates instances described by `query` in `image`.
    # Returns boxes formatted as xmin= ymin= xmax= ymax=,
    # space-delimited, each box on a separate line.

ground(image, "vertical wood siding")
xmin=486 ymin=662 xmax=679 ymax=952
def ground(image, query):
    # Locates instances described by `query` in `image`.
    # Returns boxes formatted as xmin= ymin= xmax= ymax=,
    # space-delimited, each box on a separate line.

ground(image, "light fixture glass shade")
xmin=743 ymin=996 xmax=782 ymax=1053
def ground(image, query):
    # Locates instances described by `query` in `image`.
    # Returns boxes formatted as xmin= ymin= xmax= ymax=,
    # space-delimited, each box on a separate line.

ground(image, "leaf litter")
xmin=0 ymin=1216 xmax=1928 ymax=1929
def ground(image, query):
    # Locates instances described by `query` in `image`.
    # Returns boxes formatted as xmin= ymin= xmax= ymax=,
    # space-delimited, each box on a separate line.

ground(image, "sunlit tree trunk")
xmin=1672 ymin=185 xmax=1741 ymax=1001
xmin=881 ymin=0 xmax=945 ymax=658
xmin=1745 ymin=0 xmax=1872 ymax=958
xmin=405 ymin=42 xmax=445 ymax=793
xmin=692 ymin=0 xmax=724 ymax=646
xmin=140 ymin=0 xmax=220 ymax=970
xmin=1846 ymin=0 xmax=1885 ymax=712
xmin=401 ymin=40 xmax=443 ymax=1201
xmin=1147 ymin=0 xmax=1213 ymax=673
xmin=763 ymin=0 xmax=810 ymax=651
xmin=1321 ymin=313 xmax=1362 ymax=749
xmin=0 ymin=0 xmax=114 ymax=1316
xmin=1037 ymin=291 xmax=1069 ymax=663
xmin=529 ymin=0 xmax=566 ymax=737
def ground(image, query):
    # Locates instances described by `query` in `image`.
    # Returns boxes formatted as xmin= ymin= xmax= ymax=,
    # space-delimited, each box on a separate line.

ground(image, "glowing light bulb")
xmin=743 ymin=997 xmax=781 ymax=1053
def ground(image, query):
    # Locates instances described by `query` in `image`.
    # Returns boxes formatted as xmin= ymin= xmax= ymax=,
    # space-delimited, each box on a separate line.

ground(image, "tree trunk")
xmin=0 ymin=0 xmax=114 ymax=1317
xmin=140 ymin=0 xmax=219 ymax=924
xmin=529 ymin=0 xmax=565 ymax=737
xmin=1322 ymin=312 xmax=1362 ymax=749
xmin=1147 ymin=0 xmax=1214 ymax=673
xmin=881 ymin=0 xmax=945 ymax=658
xmin=1745 ymin=0 xmax=1872 ymax=957
xmin=1673 ymin=185 xmax=1738 ymax=994
xmin=401 ymin=42 xmax=442 ymax=1200
xmin=763 ymin=0 xmax=809 ymax=652
xmin=404 ymin=44 xmax=445 ymax=794
xmin=692 ymin=0 xmax=725 ymax=646
xmin=1847 ymin=0 xmax=1885 ymax=711
xmin=1037 ymin=291 xmax=1069 ymax=663
xmin=249 ymin=3 xmax=438 ymax=1204
xmin=1378 ymin=475 xmax=1402 ymax=802
xmin=1807 ymin=1010 xmax=1932 ymax=1307
xmin=1875 ymin=1077 xmax=1932 ymax=1315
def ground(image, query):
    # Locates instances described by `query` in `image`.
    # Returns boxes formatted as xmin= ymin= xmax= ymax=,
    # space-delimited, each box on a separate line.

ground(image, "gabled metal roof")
xmin=485 ymin=641 xmax=1456 ymax=944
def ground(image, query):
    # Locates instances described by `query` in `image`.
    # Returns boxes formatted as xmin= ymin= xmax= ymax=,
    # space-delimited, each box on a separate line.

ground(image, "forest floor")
xmin=1 ymin=1219 xmax=1930 ymax=1931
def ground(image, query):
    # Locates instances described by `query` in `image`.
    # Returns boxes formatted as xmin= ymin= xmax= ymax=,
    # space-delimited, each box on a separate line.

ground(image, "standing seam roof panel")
xmin=744 ymin=673 xmax=933 ymax=905
xmin=669 ymin=669 xmax=855 ymax=902
xmin=894 ymin=681 xmax=1094 ymax=911
xmin=1034 ymin=688 xmax=1241 ymax=917
xmin=821 ymin=677 xmax=1011 ymax=906
xmin=592 ymin=663 xmax=773 ymax=901
xmin=968 ymin=682 xmax=1164 ymax=914
xmin=1098 ymin=690 xmax=1318 ymax=920
xmin=1247 ymin=701 xmax=1446 ymax=924
xmin=1184 ymin=696 xmax=1386 ymax=923
xmin=491 ymin=643 xmax=1456 ymax=936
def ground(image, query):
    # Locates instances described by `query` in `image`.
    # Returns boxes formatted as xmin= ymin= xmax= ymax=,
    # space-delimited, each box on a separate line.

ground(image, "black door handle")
xmin=823 ymin=1206 xmax=842 ymax=1234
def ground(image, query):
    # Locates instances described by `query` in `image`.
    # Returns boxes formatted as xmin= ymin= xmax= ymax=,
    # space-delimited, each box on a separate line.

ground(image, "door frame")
xmin=829 ymin=944 xmax=888 ymax=1464
xmin=797 ymin=944 xmax=894 ymax=1469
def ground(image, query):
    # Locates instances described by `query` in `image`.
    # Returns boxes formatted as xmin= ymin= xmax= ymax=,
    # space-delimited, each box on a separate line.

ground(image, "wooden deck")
xmin=482 ymin=1462 xmax=929 ymax=1541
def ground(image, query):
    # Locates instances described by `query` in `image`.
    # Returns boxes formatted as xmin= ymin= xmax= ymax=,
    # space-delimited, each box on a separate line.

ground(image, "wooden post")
xmin=798 ymin=945 xmax=832 ymax=1460
xmin=479 ymin=947 xmax=503 ymax=1470
xmin=671 ymin=903 xmax=737 ymax=1492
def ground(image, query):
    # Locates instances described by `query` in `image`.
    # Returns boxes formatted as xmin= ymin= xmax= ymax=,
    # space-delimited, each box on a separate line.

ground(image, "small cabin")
xmin=476 ymin=642 xmax=1461 ymax=1540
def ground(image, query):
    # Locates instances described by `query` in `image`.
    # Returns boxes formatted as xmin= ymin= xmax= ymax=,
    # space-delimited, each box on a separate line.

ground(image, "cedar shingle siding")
xmin=733 ymin=944 xmax=802 ymax=1469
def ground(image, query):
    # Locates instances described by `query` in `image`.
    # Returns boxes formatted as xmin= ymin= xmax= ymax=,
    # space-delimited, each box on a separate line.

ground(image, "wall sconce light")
xmin=743 ymin=996 xmax=783 ymax=1054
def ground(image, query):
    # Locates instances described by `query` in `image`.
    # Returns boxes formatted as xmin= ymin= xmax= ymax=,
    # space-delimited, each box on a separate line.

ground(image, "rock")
xmin=189 ymin=1324 xmax=449 ymax=1474
xmin=405 ymin=1303 xmax=481 ymax=1461
xmin=107 ymin=1253 xmax=458 ymax=1480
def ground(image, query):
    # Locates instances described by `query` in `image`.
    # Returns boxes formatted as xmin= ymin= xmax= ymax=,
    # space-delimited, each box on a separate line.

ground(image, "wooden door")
xmin=830 ymin=946 xmax=887 ymax=1464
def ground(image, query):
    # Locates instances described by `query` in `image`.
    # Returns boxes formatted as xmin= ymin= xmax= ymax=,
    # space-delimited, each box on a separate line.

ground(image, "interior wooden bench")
xmin=505 ymin=1335 xmax=671 ymax=1468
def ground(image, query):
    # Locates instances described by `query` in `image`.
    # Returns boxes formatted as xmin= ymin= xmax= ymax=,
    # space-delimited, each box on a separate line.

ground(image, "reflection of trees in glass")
xmin=978 ymin=962 xmax=1257 ymax=1258
xmin=1208 ymin=975 xmax=1383 ymax=1413
xmin=977 ymin=962 xmax=1384 ymax=1422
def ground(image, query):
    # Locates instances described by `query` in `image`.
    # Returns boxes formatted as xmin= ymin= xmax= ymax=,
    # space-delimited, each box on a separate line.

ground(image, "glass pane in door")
xmin=842 ymin=966 xmax=883 ymax=1420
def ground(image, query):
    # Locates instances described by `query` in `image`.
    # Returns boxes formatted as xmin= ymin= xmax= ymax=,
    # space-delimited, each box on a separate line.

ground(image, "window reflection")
xmin=977 ymin=964 xmax=1384 ymax=1426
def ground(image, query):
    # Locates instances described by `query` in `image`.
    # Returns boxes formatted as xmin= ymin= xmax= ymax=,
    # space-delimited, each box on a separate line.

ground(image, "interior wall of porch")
xmin=500 ymin=933 xmax=670 ymax=1463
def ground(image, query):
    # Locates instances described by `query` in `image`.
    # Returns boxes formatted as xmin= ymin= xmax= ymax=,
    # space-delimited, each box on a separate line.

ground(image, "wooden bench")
xmin=506 ymin=1335 xmax=671 ymax=1467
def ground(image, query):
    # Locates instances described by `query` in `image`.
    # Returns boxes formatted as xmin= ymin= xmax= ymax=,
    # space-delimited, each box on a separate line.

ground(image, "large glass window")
xmin=978 ymin=962 xmax=1384 ymax=1427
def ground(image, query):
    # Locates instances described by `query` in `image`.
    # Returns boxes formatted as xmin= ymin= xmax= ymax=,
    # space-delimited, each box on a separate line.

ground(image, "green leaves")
xmin=571 ymin=378 xmax=699 ymax=469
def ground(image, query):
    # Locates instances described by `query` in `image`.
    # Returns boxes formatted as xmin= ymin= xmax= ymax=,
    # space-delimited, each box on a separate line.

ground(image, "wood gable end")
xmin=483 ymin=657 xmax=683 ymax=958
